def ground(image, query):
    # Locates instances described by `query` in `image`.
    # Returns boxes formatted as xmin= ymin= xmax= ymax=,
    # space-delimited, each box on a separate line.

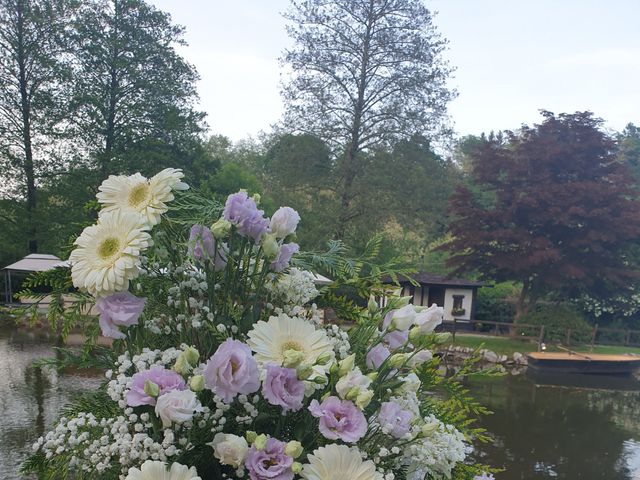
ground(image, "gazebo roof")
xmin=383 ymin=271 xmax=483 ymax=288
xmin=2 ymin=253 xmax=63 ymax=273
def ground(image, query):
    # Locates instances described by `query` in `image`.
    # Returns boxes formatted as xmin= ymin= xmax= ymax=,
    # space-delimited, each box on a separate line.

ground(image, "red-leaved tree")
xmin=444 ymin=111 xmax=640 ymax=320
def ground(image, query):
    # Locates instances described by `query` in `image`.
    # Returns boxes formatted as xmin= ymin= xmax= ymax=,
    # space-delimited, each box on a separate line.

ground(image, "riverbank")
xmin=448 ymin=334 xmax=640 ymax=356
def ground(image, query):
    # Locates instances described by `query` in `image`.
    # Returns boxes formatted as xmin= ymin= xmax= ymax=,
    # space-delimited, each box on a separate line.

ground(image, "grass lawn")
xmin=448 ymin=334 xmax=640 ymax=356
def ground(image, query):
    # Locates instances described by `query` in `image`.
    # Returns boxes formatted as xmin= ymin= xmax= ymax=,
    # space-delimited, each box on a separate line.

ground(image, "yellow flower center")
xmin=281 ymin=341 xmax=303 ymax=353
xmin=97 ymin=237 xmax=121 ymax=261
xmin=128 ymin=183 xmax=150 ymax=208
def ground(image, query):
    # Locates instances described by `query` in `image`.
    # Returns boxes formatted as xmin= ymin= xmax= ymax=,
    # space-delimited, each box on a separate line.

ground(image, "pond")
xmin=1 ymin=326 xmax=639 ymax=480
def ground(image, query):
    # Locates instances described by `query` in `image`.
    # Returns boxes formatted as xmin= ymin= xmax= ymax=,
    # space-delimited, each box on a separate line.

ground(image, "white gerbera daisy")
xmin=96 ymin=168 xmax=188 ymax=226
xmin=125 ymin=460 xmax=201 ymax=480
xmin=247 ymin=313 xmax=334 ymax=368
xmin=301 ymin=444 xmax=383 ymax=480
xmin=70 ymin=210 xmax=151 ymax=296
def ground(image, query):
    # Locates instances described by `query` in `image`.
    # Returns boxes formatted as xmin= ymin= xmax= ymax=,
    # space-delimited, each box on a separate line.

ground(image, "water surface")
xmin=1 ymin=326 xmax=639 ymax=479
xmin=0 ymin=327 xmax=101 ymax=479
xmin=468 ymin=371 xmax=640 ymax=479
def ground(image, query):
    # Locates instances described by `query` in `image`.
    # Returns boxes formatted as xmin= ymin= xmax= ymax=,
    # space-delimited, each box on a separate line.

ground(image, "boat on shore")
xmin=526 ymin=351 xmax=640 ymax=375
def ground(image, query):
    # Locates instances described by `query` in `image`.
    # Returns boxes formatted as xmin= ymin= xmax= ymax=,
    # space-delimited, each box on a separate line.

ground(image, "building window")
xmin=452 ymin=295 xmax=465 ymax=316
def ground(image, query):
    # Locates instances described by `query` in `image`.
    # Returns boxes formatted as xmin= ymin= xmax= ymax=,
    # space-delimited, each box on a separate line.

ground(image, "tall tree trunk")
xmin=101 ymin=0 xmax=120 ymax=176
xmin=16 ymin=0 xmax=37 ymax=253
xmin=335 ymin=2 xmax=373 ymax=239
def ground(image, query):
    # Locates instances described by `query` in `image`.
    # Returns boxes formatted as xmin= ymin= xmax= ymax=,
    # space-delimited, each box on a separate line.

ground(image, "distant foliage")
xmin=474 ymin=283 xmax=517 ymax=324
xmin=520 ymin=305 xmax=592 ymax=344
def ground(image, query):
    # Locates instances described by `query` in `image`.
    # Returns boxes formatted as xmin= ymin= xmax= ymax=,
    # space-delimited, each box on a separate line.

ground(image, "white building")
xmin=383 ymin=272 xmax=482 ymax=321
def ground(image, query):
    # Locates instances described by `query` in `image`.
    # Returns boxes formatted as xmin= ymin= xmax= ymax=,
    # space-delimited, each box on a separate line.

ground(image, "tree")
xmin=617 ymin=123 xmax=640 ymax=181
xmin=70 ymin=0 xmax=204 ymax=177
xmin=281 ymin=0 xmax=454 ymax=239
xmin=443 ymin=112 xmax=640 ymax=320
xmin=0 ymin=0 xmax=74 ymax=252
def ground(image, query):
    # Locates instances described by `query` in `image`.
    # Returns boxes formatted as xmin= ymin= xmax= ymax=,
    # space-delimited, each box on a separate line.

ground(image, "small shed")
xmin=382 ymin=272 xmax=483 ymax=321
xmin=2 ymin=253 xmax=62 ymax=304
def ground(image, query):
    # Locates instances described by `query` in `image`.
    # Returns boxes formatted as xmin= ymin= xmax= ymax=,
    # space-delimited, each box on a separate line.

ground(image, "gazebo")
xmin=2 ymin=253 xmax=63 ymax=304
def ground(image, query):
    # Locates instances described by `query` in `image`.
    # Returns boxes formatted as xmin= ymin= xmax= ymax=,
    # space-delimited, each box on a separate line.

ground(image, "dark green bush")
xmin=520 ymin=304 xmax=592 ymax=344
xmin=474 ymin=282 xmax=517 ymax=327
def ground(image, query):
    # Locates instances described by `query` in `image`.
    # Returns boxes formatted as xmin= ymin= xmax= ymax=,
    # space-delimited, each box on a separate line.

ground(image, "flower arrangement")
xmin=22 ymin=169 xmax=495 ymax=479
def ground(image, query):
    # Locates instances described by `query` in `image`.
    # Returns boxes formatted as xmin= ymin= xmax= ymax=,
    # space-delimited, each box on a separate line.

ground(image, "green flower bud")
xmin=173 ymin=354 xmax=192 ymax=375
xmin=356 ymin=390 xmax=374 ymax=409
xmin=329 ymin=362 xmax=339 ymax=377
xmin=184 ymin=346 xmax=200 ymax=366
xmin=211 ymin=218 xmax=232 ymax=239
xmin=254 ymin=434 xmax=268 ymax=450
xmin=282 ymin=349 xmax=305 ymax=368
xmin=315 ymin=351 xmax=333 ymax=366
xmin=321 ymin=391 xmax=331 ymax=402
xmin=312 ymin=375 xmax=328 ymax=385
xmin=409 ymin=326 xmax=423 ymax=344
xmin=397 ymin=295 xmax=413 ymax=307
xmin=291 ymin=462 xmax=303 ymax=474
xmin=251 ymin=193 xmax=261 ymax=205
xmin=434 ymin=332 xmax=451 ymax=344
xmin=245 ymin=431 xmax=258 ymax=443
xmin=338 ymin=353 xmax=356 ymax=376
xmin=143 ymin=380 xmax=159 ymax=398
xmin=421 ymin=421 xmax=439 ymax=437
xmin=261 ymin=233 xmax=279 ymax=259
xmin=285 ymin=441 xmax=303 ymax=458
xmin=368 ymin=295 xmax=378 ymax=313
xmin=296 ymin=363 xmax=314 ymax=380
xmin=388 ymin=353 xmax=408 ymax=369
xmin=345 ymin=386 xmax=360 ymax=401
xmin=366 ymin=372 xmax=379 ymax=381
xmin=189 ymin=374 xmax=205 ymax=392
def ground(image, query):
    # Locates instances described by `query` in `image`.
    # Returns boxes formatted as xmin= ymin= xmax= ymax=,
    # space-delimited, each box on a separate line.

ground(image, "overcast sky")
xmin=151 ymin=0 xmax=640 ymax=142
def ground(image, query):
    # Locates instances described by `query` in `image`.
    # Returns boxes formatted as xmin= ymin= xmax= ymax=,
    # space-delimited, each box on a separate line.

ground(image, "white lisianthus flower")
xmin=390 ymin=304 xmax=416 ymax=331
xmin=407 ymin=350 xmax=433 ymax=368
xmin=398 ymin=372 xmax=422 ymax=393
xmin=247 ymin=314 xmax=335 ymax=373
xmin=97 ymin=168 xmax=188 ymax=227
xmin=414 ymin=304 xmax=443 ymax=333
xmin=270 ymin=206 xmax=300 ymax=238
xmin=155 ymin=389 xmax=202 ymax=427
xmin=69 ymin=210 xmax=151 ymax=296
xmin=125 ymin=460 xmax=201 ymax=480
xmin=335 ymin=367 xmax=372 ymax=399
xmin=208 ymin=433 xmax=248 ymax=468
xmin=301 ymin=444 xmax=383 ymax=480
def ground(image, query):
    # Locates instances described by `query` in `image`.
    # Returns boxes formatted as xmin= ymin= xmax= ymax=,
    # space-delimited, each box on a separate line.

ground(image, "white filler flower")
xmin=247 ymin=313 xmax=334 ymax=368
xmin=125 ymin=460 xmax=201 ymax=480
xmin=97 ymin=168 xmax=188 ymax=226
xmin=70 ymin=210 xmax=151 ymax=296
xmin=301 ymin=444 xmax=383 ymax=480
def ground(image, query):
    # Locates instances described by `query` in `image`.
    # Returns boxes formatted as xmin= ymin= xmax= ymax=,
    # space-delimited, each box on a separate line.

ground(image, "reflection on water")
xmin=1 ymin=326 xmax=639 ymax=480
xmin=0 ymin=328 xmax=101 ymax=480
xmin=468 ymin=371 xmax=640 ymax=479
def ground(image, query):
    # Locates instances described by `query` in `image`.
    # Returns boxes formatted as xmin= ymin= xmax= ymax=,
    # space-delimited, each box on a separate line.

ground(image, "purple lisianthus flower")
xmin=378 ymin=401 xmax=414 ymax=438
xmin=366 ymin=343 xmax=391 ymax=369
xmin=126 ymin=366 xmax=187 ymax=407
xmin=262 ymin=364 xmax=305 ymax=412
xmin=308 ymin=396 xmax=367 ymax=443
xmin=96 ymin=291 xmax=146 ymax=340
xmin=223 ymin=191 xmax=270 ymax=242
xmin=270 ymin=242 xmax=299 ymax=272
xmin=203 ymin=338 xmax=260 ymax=403
xmin=382 ymin=310 xmax=409 ymax=350
xmin=188 ymin=224 xmax=227 ymax=270
xmin=245 ymin=437 xmax=293 ymax=480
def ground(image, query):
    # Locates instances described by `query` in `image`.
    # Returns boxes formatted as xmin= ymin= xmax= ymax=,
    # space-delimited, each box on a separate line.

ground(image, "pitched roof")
xmin=2 ymin=253 xmax=63 ymax=272
xmin=383 ymin=271 xmax=483 ymax=288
